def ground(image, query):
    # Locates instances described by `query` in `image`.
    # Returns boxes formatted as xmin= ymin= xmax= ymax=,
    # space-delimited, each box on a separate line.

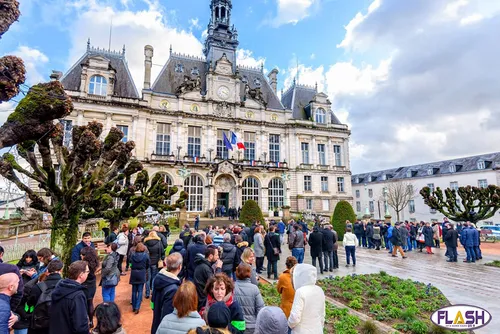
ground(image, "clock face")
xmin=217 ymin=86 xmax=230 ymax=100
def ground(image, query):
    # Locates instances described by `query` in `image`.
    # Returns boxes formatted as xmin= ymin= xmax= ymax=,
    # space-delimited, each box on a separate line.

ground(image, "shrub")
xmin=360 ymin=320 xmax=379 ymax=334
xmin=239 ymin=200 xmax=264 ymax=226
xmin=331 ymin=200 xmax=356 ymax=241
xmin=348 ymin=298 xmax=363 ymax=310
xmin=410 ymin=320 xmax=428 ymax=334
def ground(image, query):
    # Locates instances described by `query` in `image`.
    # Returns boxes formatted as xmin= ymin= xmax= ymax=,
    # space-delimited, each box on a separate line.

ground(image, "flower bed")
xmin=318 ymin=271 xmax=459 ymax=334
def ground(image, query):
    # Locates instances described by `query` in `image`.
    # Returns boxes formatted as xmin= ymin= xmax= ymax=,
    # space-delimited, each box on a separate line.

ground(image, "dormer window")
xmin=477 ymin=160 xmax=485 ymax=170
xmin=89 ymin=75 xmax=107 ymax=96
xmin=449 ymin=164 xmax=456 ymax=173
xmin=241 ymin=76 xmax=248 ymax=84
xmin=253 ymin=78 xmax=261 ymax=87
xmin=381 ymin=174 xmax=386 ymax=181
xmin=427 ymin=168 xmax=433 ymax=175
xmin=406 ymin=170 xmax=413 ymax=178
xmin=191 ymin=67 xmax=199 ymax=76
xmin=175 ymin=64 xmax=184 ymax=73
xmin=315 ymin=108 xmax=326 ymax=124
xmin=354 ymin=177 xmax=359 ymax=184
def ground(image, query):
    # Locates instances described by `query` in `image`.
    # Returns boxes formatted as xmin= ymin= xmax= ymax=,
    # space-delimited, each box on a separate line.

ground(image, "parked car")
xmin=479 ymin=225 xmax=500 ymax=238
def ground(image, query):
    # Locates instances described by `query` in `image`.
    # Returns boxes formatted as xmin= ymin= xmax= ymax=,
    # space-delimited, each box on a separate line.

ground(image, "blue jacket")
xmin=0 ymin=294 xmax=10 ymax=334
xmin=460 ymin=228 xmax=474 ymax=247
xmin=277 ymin=221 xmax=285 ymax=234
xmin=387 ymin=226 xmax=393 ymax=239
xmin=151 ymin=271 xmax=182 ymax=334
xmin=471 ymin=228 xmax=480 ymax=247
xmin=129 ymin=252 xmax=150 ymax=285
xmin=70 ymin=241 xmax=96 ymax=263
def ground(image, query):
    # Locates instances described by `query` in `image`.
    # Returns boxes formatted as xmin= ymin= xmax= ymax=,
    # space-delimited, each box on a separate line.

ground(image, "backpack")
xmin=32 ymin=282 xmax=55 ymax=329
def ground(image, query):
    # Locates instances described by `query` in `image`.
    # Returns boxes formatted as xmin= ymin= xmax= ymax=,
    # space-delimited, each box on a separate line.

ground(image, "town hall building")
xmin=56 ymin=0 xmax=352 ymax=217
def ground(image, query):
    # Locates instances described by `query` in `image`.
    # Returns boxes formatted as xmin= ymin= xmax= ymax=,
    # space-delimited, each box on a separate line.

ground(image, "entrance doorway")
xmin=217 ymin=192 xmax=229 ymax=208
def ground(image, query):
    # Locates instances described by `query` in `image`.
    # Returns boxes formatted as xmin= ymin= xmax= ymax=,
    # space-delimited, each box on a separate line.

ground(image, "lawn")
xmin=318 ymin=271 xmax=459 ymax=334
xmin=484 ymin=260 xmax=500 ymax=268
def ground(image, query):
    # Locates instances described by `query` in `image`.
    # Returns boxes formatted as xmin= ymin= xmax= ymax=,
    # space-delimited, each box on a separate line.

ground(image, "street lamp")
xmin=176 ymin=146 xmax=182 ymax=161
xmin=383 ymin=187 xmax=390 ymax=216
xmin=364 ymin=183 xmax=370 ymax=216
xmin=207 ymin=148 xmax=214 ymax=162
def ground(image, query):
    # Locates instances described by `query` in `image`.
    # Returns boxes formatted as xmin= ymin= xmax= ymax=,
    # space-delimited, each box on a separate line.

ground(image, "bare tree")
xmin=384 ymin=180 xmax=417 ymax=221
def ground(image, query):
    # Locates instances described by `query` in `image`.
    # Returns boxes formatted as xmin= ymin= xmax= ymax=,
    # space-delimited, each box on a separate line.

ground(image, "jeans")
xmin=355 ymin=234 xmax=362 ymax=246
xmin=448 ymin=246 xmax=458 ymax=261
xmin=474 ymin=246 xmax=482 ymax=259
xmin=149 ymin=265 xmax=159 ymax=291
xmin=345 ymin=246 xmax=356 ymax=265
xmin=311 ymin=254 xmax=323 ymax=273
xmin=132 ymin=284 xmax=144 ymax=310
xmin=412 ymin=239 xmax=417 ymax=250
xmin=465 ymin=246 xmax=476 ymax=262
xmin=407 ymin=237 xmax=413 ymax=251
xmin=333 ymin=250 xmax=339 ymax=269
xmin=145 ymin=267 xmax=151 ymax=297
xmin=118 ymin=254 xmax=125 ymax=273
xmin=102 ymin=286 xmax=116 ymax=302
xmin=14 ymin=329 xmax=28 ymax=334
xmin=279 ymin=233 xmax=284 ymax=244
xmin=361 ymin=236 xmax=367 ymax=247
xmin=323 ymin=251 xmax=333 ymax=270
xmin=291 ymin=248 xmax=304 ymax=264
xmin=256 ymin=257 xmax=265 ymax=273
xmin=267 ymin=259 xmax=278 ymax=279
xmin=386 ymin=240 xmax=393 ymax=253
xmin=367 ymin=237 xmax=374 ymax=249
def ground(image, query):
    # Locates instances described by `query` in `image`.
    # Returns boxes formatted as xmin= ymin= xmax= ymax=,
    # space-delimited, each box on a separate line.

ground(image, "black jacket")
xmin=145 ymin=239 xmax=164 ymax=266
xmin=187 ymin=241 xmax=208 ymax=280
xmin=423 ymin=226 xmax=434 ymax=247
xmin=193 ymin=256 xmax=216 ymax=310
xmin=308 ymin=231 xmax=323 ymax=257
xmin=151 ymin=271 xmax=182 ymax=334
xmin=443 ymin=228 xmax=458 ymax=248
xmin=169 ymin=240 xmax=187 ymax=280
xmin=264 ymin=232 xmax=281 ymax=261
xmin=366 ymin=224 xmax=374 ymax=238
xmin=220 ymin=242 xmax=237 ymax=274
xmin=129 ymin=252 xmax=150 ymax=285
xmin=321 ymin=229 xmax=336 ymax=252
xmin=49 ymin=279 xmax=88 ymax=334
xmin=390 ymin=227 xmax=403 ymax=246
xmin=180 ymin=228 xmax=192 ymax=247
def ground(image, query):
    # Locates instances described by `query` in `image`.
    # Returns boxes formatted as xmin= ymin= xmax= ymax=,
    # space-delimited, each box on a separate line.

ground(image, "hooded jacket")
xmin=187 ymin=240 xmax=208 ymax=279
xmin=234 ymin=278 xmax=265 ymax=333
xmin=276 ymin=269 xmax=295 ymax=318
xmin=49 ymin=278 xmax=89 ymax=334
xmin=145 ymin=238 xmax=164 ymax=266
xmin=288 ymin=264 xmax=325 ymax=334
xmin=151 ymin=270 xmax=182 ymax=334
xmin=101 ymin=252 xmax=120 ymax=286
xmin=254 ymin=306 xmax=288 ymax=334
xmin=201 ymin=294 xmax=245 ymax=334
xmin=129 ymin=251 xmax=150 ymax=285
xmin=70 ymin=241 xmax=96 ymax=263
xmin=169 ymin=240 xmax=187 ymax=279
xmin=220 ymin=242 xmax=237 ymax=275
xmin=156 ymin=309 xmax=206 ymax=334
xmin=193 ymin=256 xmax=215 ymax=310
xmin=116 ymin=232 xmax=129 ymax=256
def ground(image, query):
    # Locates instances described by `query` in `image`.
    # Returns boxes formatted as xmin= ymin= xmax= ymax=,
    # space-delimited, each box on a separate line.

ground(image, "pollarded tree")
xmin=385 ymin=180 xmax=416 ymax=222
xmin=331 ymin=200 xmax=356 ymax=241
xmin=0 ymin=88 xmax=186 ymax=268
xmin=420 ymin=185 xmax=500 ymax=223
xmin=239 ymin=200 xmax=264 ymax=226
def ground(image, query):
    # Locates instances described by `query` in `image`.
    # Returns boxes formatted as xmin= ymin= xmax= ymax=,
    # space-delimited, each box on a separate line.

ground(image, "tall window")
xmin=427 ymin=183 xmax=435 ymax=193
xmin=478 ymin=179 xmax=488 ymax=188
xmin=409 ymin=200 xmax=415 ymax=213
xmin=369 ymin=201 xmax=374 ymax=213
xmin=304 ymin=176 xmax=312 ymax=191
xmin=242 ymin=177 xmax=259 ymax=205
xmin=337 ymin=177 xmax=345 ymax=192
xmin=321 ymin=176 xmax=328 ymax=192
xmin=356 ymin=201 xmax=361 ymax=212
xmin=449 ymin=164 xmax=456 ymax=173
xmin=315 ymin=108 xmax=326 ymax=123
xmin=368 ymin=189 xmax=373 ymax=198
xmin=301 ymin=142 xmax=309 ymax=164
xmin=269 ymin=134 xmax=280 ymax=162
xmin=184 ymin=175 xmax=203 ymax=211
xmin=156 ymin=123 xmax=171 ymax=155
xmin=306 ymin=199 xmax=313 ymax=210
xmin=216 ymin=129 xmax=230 ymax=159
xmin=89 ymin=75 xmax=107 ymax=96
xmin=244 ymin=132 xmax=256 ymax=161
xmin=333 ymin=145 xmax=342 ymax=166
xmin=477 ymin=160 xmax=485 ymax=170
xmin=117 ymin=125 xmax=128 ymax=142
xmin=159 ymin=174 xmax=173 ymax=205
xmin=322 ymin=199 xmax=329 ymax=211
xmin=450 ymin=181 xmax=459 ymax=191
xmin=318 ymin=144 xmax=326 ymax=165
xmin=268 ymin=178 xmax=284 ymax=210
xmin=60 ymin=120 xmax=72 ymax=147
xmin=188 ymin=126 xmax=201 ymax=157
xmin=355 ymin=189 xmax=360 ymax=198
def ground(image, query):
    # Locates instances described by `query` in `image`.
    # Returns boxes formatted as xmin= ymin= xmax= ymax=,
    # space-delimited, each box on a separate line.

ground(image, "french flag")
xmin=230 ymin=132 xmax=246 ymax=150
xmin=193 ymin=156 xmax=199 ymax=163
xmin=251 ymin=160 xmax=256 ymax=166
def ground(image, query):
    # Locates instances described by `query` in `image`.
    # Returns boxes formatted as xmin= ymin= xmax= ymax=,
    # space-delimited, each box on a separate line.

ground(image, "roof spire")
xmin=170 ymin=44 xmax=172 ymax=55
xmin=315 ymin=82 xmax=318 ymax=92
xmin=87 ymin=38 xmax=91 ymax=51
xmin=260 ymin=62 xmax=264 ymax=73
xmin=122 ymin=44 xmax=126 ymax=56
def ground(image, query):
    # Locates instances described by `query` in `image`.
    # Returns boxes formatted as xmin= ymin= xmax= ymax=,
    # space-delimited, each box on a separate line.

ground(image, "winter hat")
xmin=255 ymin=306 xmax=288 ymax=334
xmin=207 ymin=301 xmax=231 ymax=329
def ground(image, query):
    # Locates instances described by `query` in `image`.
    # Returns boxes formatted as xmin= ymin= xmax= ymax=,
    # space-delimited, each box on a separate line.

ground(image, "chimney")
xmin=268 ymin=68 xmax=279 ymax=94
xmin=143 ymin=45 xmax=154 ymax=90
xmin=50 ymin=70 xmax=63 ymax=81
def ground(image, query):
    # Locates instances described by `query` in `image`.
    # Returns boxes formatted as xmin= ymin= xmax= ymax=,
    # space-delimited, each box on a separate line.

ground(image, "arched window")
xmin=88 ymin=75 xmax=107 ymax=96
xmin=184 ymin=175 xmax=204 ymax=211
xmin=268 ymin=178 xmax=284 ymax=211
xmin=159 ymin=173 xmax=173 ymax=205
xmin=242 ymin=177 xmax=259 ymax=205
xmin=315 ymin=108 xmax=326 ymax=123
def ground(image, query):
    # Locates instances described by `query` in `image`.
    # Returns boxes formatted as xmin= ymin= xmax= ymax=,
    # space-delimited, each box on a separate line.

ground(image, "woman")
xmin=254 ymin=307 xmax=288 ymax=334
xmin=189 ymin=302 xmax=232 ymax=334
xmin=240 ymin=248 xmax=258 ymax=286
xmin=423 ymin=222 xmax=435 ymax=254
xmin=372 ymin=223 xmax=382 ymax=250
xmin=81 ymin=247 xmax=99 ymax=325
xmin=253 ymin=226 xmax=265 ymax=274
xmin=234 ymin=264 xmax=265 ymax=334
xmin=101 ymin=243 xmax=120 ymax=302
xmin=17 ymin=250 xmax=39 ymax=284
xmin=343 ymin=228 xmax=358 ymax=267
xmin=116 ymin=226 xmax=129 ymax=275
xmin=201 ymin=273 xmax=245 ymax=334
xmin=432 ymin=222 xmax=441 ymax=248
xmin=126 ymin=227 xmax=139 ymax=271
xmin=277 ymin=256 xmax=297 ymax=319
xmin=156 ymin=281 xmax=206 ymax=334
xmin=264 ymin=226 xmax=281 ymax=280
xmin=235 ymin=235 xmax=248 ymax=267
xmin=144 ymin=231 xmax=165 ymax=299
xmin=35 ymin=248 xmax=58 ymax=279
xmin=129 ymin=242 xmax=149 ymax=314
xmin=14 ymin=250 xmax=39 ymax=334
xmin=92 ymin=302 xmax=126 ymax=334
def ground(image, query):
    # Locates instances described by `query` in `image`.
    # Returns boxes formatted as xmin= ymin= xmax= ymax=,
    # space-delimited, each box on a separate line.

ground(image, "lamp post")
xmin=207 ymin=148 xmax=214 ymax=162
xmin=364 ymin=183 xmax=370 ymax=217
xmin=383 ymin=187 xmax=390 ymax=217
xmin=176 ymin=146 xmax=182 ymax=161
xmin=262 ymin=152 xmax=267 ymax=165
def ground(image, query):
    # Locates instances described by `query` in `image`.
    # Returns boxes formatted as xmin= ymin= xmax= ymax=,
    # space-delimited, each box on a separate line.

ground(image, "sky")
xmin=1 ymin=0 xmax=500 ymax=174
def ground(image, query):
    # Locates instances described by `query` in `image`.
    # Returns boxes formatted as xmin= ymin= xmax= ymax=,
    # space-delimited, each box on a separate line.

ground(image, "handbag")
xmin=273 ymin=247 xmax=280 ymax=256
xmin=102 ymin=274 xmax=118 ymax=288
xmin=157 ymin=245 xmax=165 ymax=268
xmin=417 ymin=234 xmax=425 ymax=243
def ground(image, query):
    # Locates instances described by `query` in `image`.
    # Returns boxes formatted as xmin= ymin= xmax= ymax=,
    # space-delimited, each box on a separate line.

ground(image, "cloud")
xmin=0 ymin=101 xmax=17 ymax=126
xmin=266 ymin=0 xmax=320 ymax=27
xmin=11 ymin=46 xmax=49 ymax=85
xmin=236 ymin=49 xmax=266 ymax=69
xmin=189 ymin=18 xmax=200 ymax=30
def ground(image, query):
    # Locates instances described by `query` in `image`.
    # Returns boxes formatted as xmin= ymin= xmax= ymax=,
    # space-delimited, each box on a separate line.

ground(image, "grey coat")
xmin=234 ymin=278 xmax=265 ymax=333
xmin=254 ymin=306 xmax=288 ymax=334
xmin=253 ymin=233 xmax=265 ymax=258
xmin=156 ymin=309 xmax=206 ymax=334
xmin=101 ymin=252 xmax=120 ymax=283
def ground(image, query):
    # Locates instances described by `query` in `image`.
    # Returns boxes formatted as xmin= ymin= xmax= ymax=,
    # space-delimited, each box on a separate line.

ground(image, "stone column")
xmin=261 ymin=187 xmax=269 ymax=216
xmin=311 ymin=136 xmax=317 ymax=165
xmin=76 ymin=109 xmax=84 ymax=126
xmin=143 ymin=45 xmax=154 ymax=90
xmin=105 ymin=112 xmax=112 ymax=134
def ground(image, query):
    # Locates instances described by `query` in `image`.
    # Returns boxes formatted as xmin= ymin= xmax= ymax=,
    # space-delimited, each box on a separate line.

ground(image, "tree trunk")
xmin=396 ymin=211 xmax=400 ymax=222
xmin=50 ymin=209 xmax=80 ymax=273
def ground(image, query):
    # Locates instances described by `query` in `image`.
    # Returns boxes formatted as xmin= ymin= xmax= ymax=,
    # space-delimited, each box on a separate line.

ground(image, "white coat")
xmin=288 ymin=264 xmax=325 ymax=334
xmin=116 ymin=232 xmax=129 ymax=256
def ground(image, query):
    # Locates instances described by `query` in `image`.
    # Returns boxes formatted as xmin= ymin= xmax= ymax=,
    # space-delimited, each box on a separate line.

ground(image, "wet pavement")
xmin=272 ymin=243 xmax=500 ymax=334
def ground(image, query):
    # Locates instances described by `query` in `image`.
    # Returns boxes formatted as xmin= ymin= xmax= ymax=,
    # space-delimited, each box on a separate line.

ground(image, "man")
xmin=152 ymin=225 xmax=168 ymax=249
xmin=386 ymin=222 xmax=394 ymax=253
xmin=277 ymin=219 xmax=286 ymax=245
xmin=194 ymin=215 xmax=200 ymax=231
xmin=366 ymin=221 xmax=374 ymax=249
xmin=471 ymin=223 xmax=482 ymax=260
xmin=0 ymin=273 xmax=20 ymax=333
xmin=460 ymin=223 xmax=475 ymax=263
xmin=391 ymin=223 xmax=407 ymax=259
xmin=105 ymin=226 xmax=118 ymax=245
xmin=220 ymin=233 xmax=237 ymax=278
xmin=0 ymin=246 xmax=4 ymax=263
xmin=308 ymin=226 xmax=324 ymax=274
xmin=443 ymin=223 xmax=458 ymax=262
xmin=49 ymin=260 xmax=89 ymax=334
xmin=180 ymin=224 xmax=192 ymax=247
xmin=70 ymin=232 xmax=95 ymax=263
xmin=151 ymin=253 xmax=183 ymax=334
xmin=186 ymin=232 xmax=207 ymax=280
xmin=321 ymin=224 xmax=335 ymax=272
xmin=288 ymin=224 xmax=305 ymax=264
xmin=193 ymin=246 xmax=223 ymax=310
xmin=0 ymin=262 xmax=23 ymax=311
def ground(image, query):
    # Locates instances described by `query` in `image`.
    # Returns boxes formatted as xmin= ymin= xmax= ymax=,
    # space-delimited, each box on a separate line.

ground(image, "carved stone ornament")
xmin=213 ymin=101 xmax=233 ymax=118
xmin=159 ymin=99 xmax=170 ymax=109
xmin=245 ymin=111 xmax=254 ymax=119
xmin=219 ymin=161 xmax=233 ymax=174
xmin=177 ymin=167 xmax=192 ymax=180
xmin=270 ymin=114 xmax=278 ymax=122
xmin=215 ymin=175 xmax=236 ymax=193
xmin=215 ymin=53 xmax=233 ymax=75
xmin=190 ymin=104 xmax=200 ymax=112
xmin=175 ymin=75 xmax=202 ymax=95
xmin=244 ymin=84 xmax=267 ymax=107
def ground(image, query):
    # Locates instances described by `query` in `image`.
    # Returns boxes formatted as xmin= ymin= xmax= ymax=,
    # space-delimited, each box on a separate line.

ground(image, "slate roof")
xmin=238 ymin=67 xmax=284 ymax=110
xmin=61 ymin=47 xmax=139 ymax=99
xmin=352 ymin=152 xmax=500 ymax=184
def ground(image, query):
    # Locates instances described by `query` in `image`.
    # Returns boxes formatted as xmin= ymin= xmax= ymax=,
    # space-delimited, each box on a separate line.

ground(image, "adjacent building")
xmin=53 ymin=0 xmax=352 ymax=217
xmin=351 ymin=152 xmax=500 ymax=223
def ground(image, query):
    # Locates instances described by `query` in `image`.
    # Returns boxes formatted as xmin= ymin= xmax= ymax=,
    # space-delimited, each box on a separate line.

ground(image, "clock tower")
xmin=207 ymin=53 xmax=241 ymax=111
